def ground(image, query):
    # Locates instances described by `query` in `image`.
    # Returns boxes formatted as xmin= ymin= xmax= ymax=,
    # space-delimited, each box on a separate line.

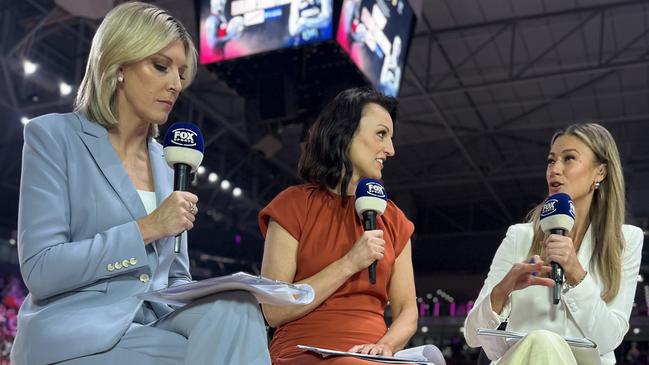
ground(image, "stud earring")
xmin=117 ymin=75 xmax=124 ymax=83
xmin=594 ymin=182 xmax=601 ymax=190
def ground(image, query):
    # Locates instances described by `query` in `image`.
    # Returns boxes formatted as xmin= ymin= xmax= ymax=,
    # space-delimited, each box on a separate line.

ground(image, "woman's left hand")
xmin=348 ymin=343 xmax=394 ymax=357
xmin=544 ymin=234 xmax=587 ymax=285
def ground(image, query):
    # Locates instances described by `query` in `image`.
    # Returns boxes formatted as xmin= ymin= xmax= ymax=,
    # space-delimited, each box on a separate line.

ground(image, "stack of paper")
xmin=297 ymin=345 xmax=442 ymax=365
xmin=477 ymin=328 xmax=595 ymax=348
xmin=476 ymin=328 xmax=599 ymax=364
xmin=138 ymin=272 xmax=314 ymax=306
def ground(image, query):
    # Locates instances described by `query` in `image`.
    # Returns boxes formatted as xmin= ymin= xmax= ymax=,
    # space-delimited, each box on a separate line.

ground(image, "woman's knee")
xmin=192 ymin=290 xmax=259 ymax=310
xmin=524 ymin=329 xmax=564 ymax=344
xmin=200 ymin=290 xmax=263 ymax=321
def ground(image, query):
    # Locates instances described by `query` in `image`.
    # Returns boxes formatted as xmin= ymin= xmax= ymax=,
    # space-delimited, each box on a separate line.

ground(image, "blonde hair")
xmin=527 ymin=123 xmax=625 ymax=302
xmin=74 ymin=1 xmax=198 ymax=137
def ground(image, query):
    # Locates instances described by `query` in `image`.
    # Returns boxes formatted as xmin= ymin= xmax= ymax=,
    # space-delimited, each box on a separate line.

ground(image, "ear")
xmin=596 ymin=164 xmax=607 ymax=182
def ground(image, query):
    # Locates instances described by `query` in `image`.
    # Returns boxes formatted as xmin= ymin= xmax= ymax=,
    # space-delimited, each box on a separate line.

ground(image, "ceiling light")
xmin=23 ymin=60 xmax=37 ymax=75
xmin=232 ymin=187 xmax=242 ymax=197
xmin=220 ymin=179 xmax=231 ymax=190
xmin=208 ymin=172 xmax=218 ymax=183
xmin=59 ymin=82 xmax=72 ymax=96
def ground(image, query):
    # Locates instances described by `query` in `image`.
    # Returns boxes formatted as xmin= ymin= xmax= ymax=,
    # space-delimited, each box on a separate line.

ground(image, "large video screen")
xmin=199 ymin=0 xmax=334 ymax=64
xmin=336 ymin=0 xmax=414 ymax=97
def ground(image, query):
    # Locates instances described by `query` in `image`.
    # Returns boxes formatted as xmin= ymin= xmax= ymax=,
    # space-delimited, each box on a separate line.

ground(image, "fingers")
xmin=347 ymin=230 xmax=387 ymax=272
xmin=348 ymin=345 xmax=362 ymax=353
xmin=529 ymin=276 xmax=556 ymax=288
xmin=368 ymin=237 xmax=385 ymax=260
xmin=361 ymin=230 xmax=385 ymax=259
xmin=180 ymin=191 xmax=198 ymax=203
xmin=348 ymin=344 xmax=392 ymax=356
xmin=543 ymin=235 xmax=574 ymax=251
xmin=186 ymin=201 xmax=198 ymax=216
xmin=171 ymin=192 xmax=198 ymax=217
xmin=364 ymin=229 xmax=384 ymax=238
xmin=514 ymin=261 xmax=549 ymax=275
xmin=544 ymin=237 xmax=574 ymax=267
xmin=165 ymin=191 xmax=199 ymax=233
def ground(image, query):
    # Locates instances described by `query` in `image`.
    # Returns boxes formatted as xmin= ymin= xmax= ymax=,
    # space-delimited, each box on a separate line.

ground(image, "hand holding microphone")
xmin=539 ymin=192 xmax=577 ymax=305
xmin=138 ymin=191 xmax=198 ymax=244
xmin=354 ymin=178 xmax=388 ymax=285
xmin=163 ymin=123 xmax=204 ymax=253
xmin=345 ymin=230 xmax=385 ymax=275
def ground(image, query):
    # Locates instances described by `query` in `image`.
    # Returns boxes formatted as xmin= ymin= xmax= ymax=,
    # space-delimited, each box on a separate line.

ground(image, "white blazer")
xmin=464 ymin=223 xmax=644 ymax=365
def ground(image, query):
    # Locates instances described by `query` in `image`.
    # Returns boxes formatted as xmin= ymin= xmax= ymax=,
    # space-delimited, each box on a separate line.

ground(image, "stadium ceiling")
xmin=0 ymin=0 xmax=647 ymax=277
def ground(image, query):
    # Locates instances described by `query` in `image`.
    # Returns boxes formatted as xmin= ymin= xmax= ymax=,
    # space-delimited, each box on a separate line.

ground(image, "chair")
xmin=477 ymin=349 xmax=491 ymax=365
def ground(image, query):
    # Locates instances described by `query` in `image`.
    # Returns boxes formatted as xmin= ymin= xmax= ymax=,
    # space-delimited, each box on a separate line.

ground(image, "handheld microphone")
xmin=354 ymin=178 xmax=387 ymax=285
xmin=163 ymin=123 xmax=205 ymax=253
xmin=539 ymin=192 xmax=575 ymax=305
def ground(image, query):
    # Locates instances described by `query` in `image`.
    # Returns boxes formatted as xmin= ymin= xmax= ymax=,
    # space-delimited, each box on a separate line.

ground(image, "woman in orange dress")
xmin=259 ymin=87 xmax=418 ymax=364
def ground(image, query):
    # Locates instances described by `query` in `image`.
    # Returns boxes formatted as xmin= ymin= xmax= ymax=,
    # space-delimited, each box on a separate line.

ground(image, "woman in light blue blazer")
xmin=11 ymin=2 xmax=270 ymax=365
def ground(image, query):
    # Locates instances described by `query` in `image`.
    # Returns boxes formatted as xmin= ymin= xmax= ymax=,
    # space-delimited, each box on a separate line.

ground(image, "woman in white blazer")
xmin=464 ymin=123 xmax=643 ymax=365
xmin=11 ymin=3 xmax=270 ymax=365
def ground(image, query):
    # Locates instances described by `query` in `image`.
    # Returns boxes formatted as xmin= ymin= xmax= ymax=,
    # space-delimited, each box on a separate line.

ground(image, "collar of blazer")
xmin=73 ymin=112 xmax=173 ymax=226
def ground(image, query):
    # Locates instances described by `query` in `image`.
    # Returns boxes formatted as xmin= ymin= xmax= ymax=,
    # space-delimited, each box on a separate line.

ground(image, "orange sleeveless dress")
xmin=259 ymin=184 xmax=414 ymax=364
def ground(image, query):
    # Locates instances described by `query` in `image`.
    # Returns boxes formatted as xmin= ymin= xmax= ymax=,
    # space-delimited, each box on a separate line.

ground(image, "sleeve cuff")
xmin=562 ymin=271 xmax=597 ymax=313
xmin=479 ymin=289 xmax=511 ymax=328
xmin=100 ymin=221 xmax=149 ymax=277
xmin=491 ymin=293 xmax=512 ymax=324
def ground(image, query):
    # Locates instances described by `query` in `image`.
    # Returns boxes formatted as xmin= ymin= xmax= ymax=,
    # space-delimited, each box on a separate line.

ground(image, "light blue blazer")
xmin=11 ymin=112 xmax=192 ymax=365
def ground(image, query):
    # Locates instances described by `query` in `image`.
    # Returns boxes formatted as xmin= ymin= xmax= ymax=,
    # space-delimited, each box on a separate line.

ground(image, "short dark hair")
xmin=298 ymin=87 xmax=398 ymax=197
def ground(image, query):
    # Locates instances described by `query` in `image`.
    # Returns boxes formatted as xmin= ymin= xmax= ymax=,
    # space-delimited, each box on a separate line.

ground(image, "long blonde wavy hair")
xmin=527 ymin=123 xmax=625 ymax=303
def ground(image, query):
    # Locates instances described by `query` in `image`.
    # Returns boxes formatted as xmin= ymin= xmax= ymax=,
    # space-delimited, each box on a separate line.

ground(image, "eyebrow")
xmin=548 ymin=148 xmax=580 ymax=156
xmin=377 ymin=123 xmax=392 ymax=135
xmin=155 ymin=53 xmax=188 ymax=70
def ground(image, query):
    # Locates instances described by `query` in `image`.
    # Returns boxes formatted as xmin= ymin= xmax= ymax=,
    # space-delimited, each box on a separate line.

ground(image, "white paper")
xmin=477 ymin=328 xmax=595 ymax=348
xmin=395 ymin=346 xmax=445 ymax=365
xmin=297 ymin=345 xmax=436 ymax=364
xmin=138 ymin=272 xmax=314 ymax=306
xmin=477 ymin=328 xmax=601 ymax=364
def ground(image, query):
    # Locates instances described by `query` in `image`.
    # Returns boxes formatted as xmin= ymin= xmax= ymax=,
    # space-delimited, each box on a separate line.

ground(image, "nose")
xmin=385 ymin=138 xmax=395 ymax=157
xmin=168 ymin=72 xmax=182 ymax=95
xmin=547 ymin=160 xmax=562 ymax=177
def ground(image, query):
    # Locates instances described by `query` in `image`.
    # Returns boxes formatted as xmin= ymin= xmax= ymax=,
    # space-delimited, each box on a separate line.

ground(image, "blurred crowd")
xmin=0 ymin=275 xmax=25 ymax=364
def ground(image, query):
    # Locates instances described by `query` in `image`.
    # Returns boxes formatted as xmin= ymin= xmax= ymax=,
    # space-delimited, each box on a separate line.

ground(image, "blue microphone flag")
xmin=540 ymin=192 xmax=575 ymax=234
xmin=163 ymin=122 xmax=205 ymax=152
xmin=163 ymin=122 xmax=205 ymax=172
xmin=355 ymin=178 xmax=388 ymax=200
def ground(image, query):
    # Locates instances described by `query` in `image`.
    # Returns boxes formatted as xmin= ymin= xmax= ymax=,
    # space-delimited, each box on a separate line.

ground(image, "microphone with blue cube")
xmin=354 ymin=178 xmax=388 ymax=285
xmin=163 ymin=122 xmax=205 ymax=253
xmin=539 ymin=192 xmax=576 ymax=305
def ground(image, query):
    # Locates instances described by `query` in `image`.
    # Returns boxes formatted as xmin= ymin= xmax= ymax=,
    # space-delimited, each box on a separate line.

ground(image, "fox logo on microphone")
xmin=365 ymin=181 xmax=386 ymax=198
xmin=540 ymin=193 xmax=575 ymax=220
xmin=171 ymin=128 xmax=197 ymax=147
xmin=541 ymin=199 xmax=557 ymax=217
